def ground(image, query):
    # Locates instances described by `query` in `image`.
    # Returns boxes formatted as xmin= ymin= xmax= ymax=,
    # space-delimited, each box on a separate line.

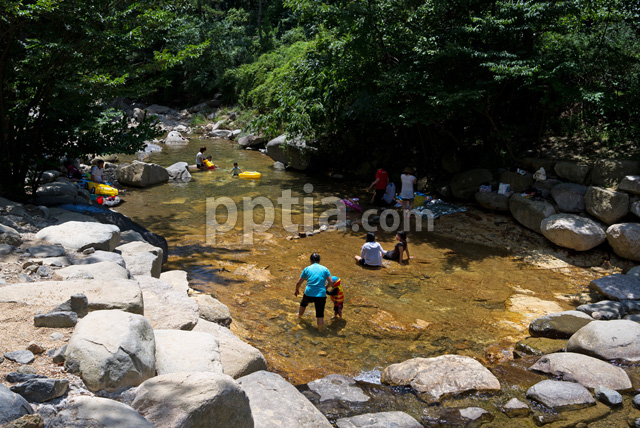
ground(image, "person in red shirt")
xmin=368 ymin=167 xmax=389 ymax=205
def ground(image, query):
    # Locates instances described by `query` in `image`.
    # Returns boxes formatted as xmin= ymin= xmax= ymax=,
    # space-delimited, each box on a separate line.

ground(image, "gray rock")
xmin=117 ymin=161 xmax=169 ymax=188
xmin=72 ymin=250 xmax=126 ymax=268
xmin=132 ymin=372 xmax=253 ymax=428
xmin=500 ymin=170 xmax=534 ymax=192
xmin=380 ymin=355 xmax=500 ymax=403
xmin=590 ymin=274 xmax=640 ymax=300
xmin=51 ymin=346 xmax=67 ymax=364
xmin=0 ymin=224 xmax=22 ymax=246
xmin=307 ymin=375 xmax=369 ymax=403
xmin=0 ymin=384 xmax=33 ymax=424
xmin=27 ymin=245 xmax=65 ymax=258
xmin=0 ymin=244 xmax=14 ymax=255
xmin=567 ymin=319 xmax=640 ymax=362
xmin=5 ymin=373 xmax=46 ymax=383
xmin=136 ymin=276 xmax=199 ymax=330
xmin=34 ymin=312 xmax=78 ymax=328
xmin=35 ymin=221 xmax=120 ymax=252
xmin=133 ymin=107 xmax=146 ymax=123
xmin=633 ymin=201 xmax=640 ymax=218
xmin=591 ymin=159 xmax=639 ymax=187
xmin=210 ymin=129 xmax=233 ymax=138
xmin=509 ymin=194 xmax=556 ymax=233
xmin=619 ymin=176 xmax=640 ymax=195
xmin=166 ymin=162 xmax=192 ymax=181
xmin=164 ymin=131 xmax=187 ymax=145
xmin=526 ymin=380 xmax=595 ymax=410
xmin=532 ymin=178 xmax=563 ymax=198
xmin=117 ymin=241 xmax=163 ymax=278
xmin=159 ymin=270 xmax=189 ymax=295
xmin=273 ymin=161 xmax=286 ymax=171
xmin=238 ymin=134 xmax=266 ymax=149
xmin=40 ymin=256 xmax=71 ymax=267
xmin=65 ymin=310 xmax=155 ymax=392
xmin=238 ymin=370 xmax=331 ymax=428
xmin=191 ymin=294 xmax=232 ymax=327
xmin=554 ymin=161 xmax=591 ymax=184
xmin=193 ymin=319 xmax=268 ymax=379
xmin=502 ymin=398 xmax=530 ymax=418
xmin=34 ymin=180 xmax=79 ymax=206
xmin=336 ymin=411 xmax=421 ymax=428
xmin=474 ymin=192 xmax=509 ymax=211
xmin=120 ymin=230 xmax=148 ymax=245
xmin=576 ymin=300 xmax=626 ymax=320
xmin=266 ymin=135 xmax=314 ymax=171
xmin=459 ymin=407 xmax=492 ymax=425
xmin=10 ymin=378 xmax=68 ymax=403
xmin=52 ymin=294 xmax=89 ymax=317
xmin=36 ymin=265 xmax=52 ymax=277
xmin=450 ymin=169 xmax=493 ymax=200
xmin=54 ymin=261 xmax=129 ymax=281
xmin=594 ymin=386 xmax=623 ymax=406
xmin=529 ymin=352 xmax=631 ymax=390
xmin=529 ymin=310 xmax=593 ymax=339
xmin=551 ymin=183 xmax=588 ymax=213
xmin=628 ymin=266 xmax=640 ymax=280
xmin=4 ymin=351 xmax=35 ymax=365
xmin=47 ymin=396 xmax=154 ymax=428
xmin=50 ymin=333 xmax=64 ymax=341
xmin=633 ymin=394 xmax=640 ymax=409
xmin=153 ymin=329 xmax=223 ymax=376
xmin=540 ymin=214 xmax=606 ymax=251
xmin=585 ymin=187 xmax=629 ymax=225
xmin=606 ymin=223 xmax=640 ymax=261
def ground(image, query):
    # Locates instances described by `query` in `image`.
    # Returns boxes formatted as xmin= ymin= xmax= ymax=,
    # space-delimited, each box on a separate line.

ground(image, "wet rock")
xmin=421 ymin=406 xmax=493 ymax=428
xmin=554 ymin=161 xmax=591 ymax=184
xmin=47 ymin=396 xmax=153 ymax=428
xmin=132 ymin=372 xmax=252 ymax=428
xmin=514 ymin=337 xmax=566 ymax=356
xmin=193 ymin=319 xmax=267 ymax=379
xmin=34 ymin=312 xmax=78 ymax=328
xmin=606 ymin=223 xmax=640 ymax=262
xmin=154 ymin=329 xmax=223 ymax=376
xmin=116 ymin=241 xmax=163 ymax=278
xmin=474 ymin=192 xmax=509 ymax=211
xmin=502 ymin=398 xmax=529 ymax=418
xmin=500 ymin=171 xmax=534 ymax=192
xmin=238 ymin=370 xmax=331 ymax=427
xmin=529 ymin=352 xmax=631 ymax=390
xmin=590 ymin=274 xmax=640 ymax=300
xmin=307 ymin=375 xmax=370 ymax=403
xmin=4 ymin=351 xmax=35 ymax=365
xmin=27 ymin=245 xmax=65 ymax=258
xmin=0 ymin=384 xmax=33 ymax=424
xmin=594 ymin=386 xmax=622 ymax=406
xmin=135 ymin=276 xmax=198 ymax=330
xmin=54 ymin=261 xmax=129 ymax=281
xmin=0 ymin=224 xmax=22 ymax=246
xmin=540 ymin=214 xmax=606 ymax=251
xmin=619 ymin=176 xmax=640 ymax=195
xmin=116 ymin=161 xmax=169 ymax=188
xmin=166 ymin=162 xmax=191 ymax=181
xmin=191 ymin=294 xmax=232 ymax=327
xmin=526 ymin=380 xmax=595 ymax=411
xmin=10 ymin=379 xmax=68 ymax=403
xmin=5 ymin=373 xmax=46 ymax=384
xmin=159 ymin=270 xmax=189 ymax=295
xmin=509 ymin=194 xmax=556 ymax=233
xmin=584 ymin=187 xmax=629 ymax=225
xmin=35 ymin=221 xmax=120 ymax=252
xmin=567 ymin=320 xmax=640 ymax=363
xmin=65 ymin=310 xmax=155 ymax=392
xmin=576 ymin=300 xmax=626 ymax=320
xmin=380 ymin=355 xmax=500 ymax=403
xmin=72 ymin=250 xmax=126 ymax=268
xmin=591 ymin=159 xmax=639 ymax=187
xmin=551 ymin=183 xmax=588 ymax=213
xmin=450 ymin=169 xmax=493 ymax=200
xmin=459 ymin=407 xmax=492 ymax=426
xmin=528 ymin=310 xmax=593 ymax=339
xmin=336 ymin=411 xmax=422 ymax=428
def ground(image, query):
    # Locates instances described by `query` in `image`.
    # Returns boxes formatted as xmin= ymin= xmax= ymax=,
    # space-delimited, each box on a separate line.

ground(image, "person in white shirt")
xmin=354 ymin=232 xmax=384 ymax=267
xmin=400 ymin=167 xmax=417 ymax=211
xmin=382 ymin=182 xmax=396 ymax=206
xmin=196 ymin=146 xmax=206 ymax=169
xmin=91 ymin=160 xmax=105 ymax=183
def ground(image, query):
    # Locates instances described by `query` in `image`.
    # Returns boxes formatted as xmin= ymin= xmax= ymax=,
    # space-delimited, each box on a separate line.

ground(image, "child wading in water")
xmin=326 ymin=276 xmax=344 ymax=318
xmin=231 ymin=162 xmax=243 ymax=177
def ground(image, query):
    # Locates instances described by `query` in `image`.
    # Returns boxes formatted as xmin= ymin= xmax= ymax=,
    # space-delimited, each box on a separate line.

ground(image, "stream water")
xmin=115 ymin=139 xmax=586 ymax=388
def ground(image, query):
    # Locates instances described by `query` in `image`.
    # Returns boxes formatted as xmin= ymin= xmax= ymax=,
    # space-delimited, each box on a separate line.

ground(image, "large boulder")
xmin=36 ymin=221 xmax=120 ymax=252
xmin=117 ymin=161 xmax=169 ymax=188
xmin=238 ymin=370 xmax=331 ymax=428
xmin=64 ymin=310 xmax=155 ymax=392
xmin=540 ymin=214 xmax=606 ymax=251
xmin=238 ymin=134 xmax=266 ymax=149
xmin=526 ymin=380 xmax=595 ymax=411
xmin=567 ymin=320 xmax=640 ymax=362
xmin=193 ymin=319 xmax=267 ymax=378
xmin=54 ymin=261 xmax=130 ymax=280
xmin=335 ymin=412 xmax=422 ymax=428
xmin=474 ymin=192 xmax=509 ymax=211
xmin=165 ymin=162 xmax=192 ymax=181
xmin=509 ymin=194 xmax=556 ymax=233
xmin=0 ymin=224 xmax=22 ymax=246
xmin=307 ymin=375 xmax=369 ymax=403
xmin=191 ymin=294 xmax=232 ymax=327
xmin=576 ymin=300 xmax=627 ymax=320
xmin=159 ymin=270 xmax=190 ymax=295
xmin=554 ymin=161 xmax=591 ymax=184
xmin=590 ymin=274 xmax=640 ymax=300
xmin=35 ymin=180 xmax=81 ymax=206
xmin=606 ymin=223 xmax=640 ymax=261
xmin=499 ymin=171 xmax=534 ymax=192
xmin=47 ymin=396 xmax=154 ymax=428
xmin=584 ymin=186 xmax=629 ymax=225
xmin=266 ymin=135 xmax=313 ymax=171
xmin=529 ymin=310 xmax=593 ymax=339
xmin=116 ymin=241 xmax=163 ymax=278
xmin=380 ymin=355 xmax=500 ymax=403
xmin=619 ymin=176 xmax=640 ymax=195
xmin=591 ymin=159 xmax=639 ymax=187
xmin=551 ymin=183 xmax=588 ymax=213
xmin=154 ymin=329 xmax=223 ymax=375
xmin=165 ymin=131 xmax=188 ymax=145
xmin=132 ymin=372 xmax=253 ymax=428
xmin=0 ymin=384 xmax=33 ymax=425
xmin=530 ymin=352 xmax=632 ymax=390
xmin=136 ymin=276 xmax=199 ymax=330
xmin=450 ymin=169 xmax=493 ymax=200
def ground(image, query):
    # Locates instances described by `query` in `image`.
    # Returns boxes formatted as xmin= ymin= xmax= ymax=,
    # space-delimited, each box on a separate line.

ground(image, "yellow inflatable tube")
xmin=87 ymin=182 xmax=119 ymax=196
xmin=239 ymin=171 xmax=261 ymax=180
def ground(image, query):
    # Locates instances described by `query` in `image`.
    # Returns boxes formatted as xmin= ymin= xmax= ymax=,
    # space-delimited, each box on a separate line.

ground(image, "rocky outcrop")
xmin=450 ymin=169 xmax=493 ymax=199
xmin=35 ymin=180 xmax=83 ymax=206
xmin=36 ymin=221 xmax=120 ymax=252
xmin=606 ymin=223 xmax=640 ymax=261
xmin=117 ymin=161 xmax=169 ymax=188
xmin=509 ymin=194 xmax=556 ymax=233
xmin=540 ymin=214 xmax=606 ymax=251
xmin=266 ymin=135 xmax=313 ymax=171
xmin=238 ymin=134 xmax=266 ymax=149
xmin=567 ymin=320 xmax=640 ymax=362
xmin=0 ymin=224 xmax=22 ymax=246
xmin=584 ymin=187 xmax=629 ymax=224
xmin=153 ymin=329 xmax=223 ymax=375
xmin=159 ymin=270 xmax=190 ymax=295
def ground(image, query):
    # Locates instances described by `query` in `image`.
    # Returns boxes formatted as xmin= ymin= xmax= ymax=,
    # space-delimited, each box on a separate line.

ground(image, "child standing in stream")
xmin=326 ymin=275 xmax=344 ymax=318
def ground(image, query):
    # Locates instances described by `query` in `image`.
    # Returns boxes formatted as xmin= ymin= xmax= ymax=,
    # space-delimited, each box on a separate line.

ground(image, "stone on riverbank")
xmin=193 ymin=319 xmax=267 ymax=379
xmin=117 ymin=161 xmax=169 ymax=188
xmin=540 ymin=214 xmax=606 ymax=251
xmin=585 ymin=187 xmax=629 ymax=225
xmin=65 ymin=310 xmax=155 ymax=392
xmin=380 ymin=355 xmax=500 ymax=403
xmin=307 ymin=375 xmax=370 ymax=403
xmin=54 ymin=261 xmax=130 ymax=281
xmin=136 ymin=276 xmax=199 ymax=330
xmin=526 ymin=380 xmax=595 ymax=411
xmin=474 ymin=192 xmax=509 ymax=211
xmin=153 ymin=329 xmax=223 ymax=375
xmin=0 ymin=224 xmax=22 ymax=246
xmin=238 ymin=370 xmax=331 ymax=427
xmin=554 ymin=161 xmax=590 ymax=184
xmin=576 ymin=300 xmax=627 ymax=320
xmin=10 ymin=378 xmax=68 ymax=403
xmin=47 ymin=396 xmax=153 ymax=428
xmin=27 ymin=244 xmax=65 ymax=258
xmin=3 ymin=351 xmax=34 ymax=365
xmin=595 ymin=386 xmax=623 ymax=406
xmin=36 ymin=221 xmax=120 ymax=252
xmin=117 ymin=241 xmax=163 ymax=278
xmin=0 ymin=384 xmax=33 ymax=425
xmin=628 ymin=266 xmax=640 ymax=280
xmin=450 ymin=169 xmax=493 ymax=200
xmin=166 ymin=162 xmax=192 ymax=181
xmin=515 ymin=337 xmax=566 ymax=356
xmin=551 ymin=183 xmax=587 ymax=213
xmin=591 ymin=159 xmax=639 ymax=188
xmin=529 ymin=352 xmax=631 ymax=390
xmin=335 ymin=411 xmax=422 ymax=428
xmin=568 ymin=320 xmax=640 ymax=362
xmin=606 ymin=223 xmax=640 ymax=261
xmin=509 ymin=194 xmax=556 ymax=233
xmin=159 ymin=270 xmax=190 ymax=295
xmin=165 ymin=131 xmax=188 ymax=145
xmin=238 ymin=134 xmax=265 ymax=149
xmin=34 ymin=311 xmax=78 ymax=328
xmin=529 ymin=310 xmax=593 ymax=339
xmin=191 ymin=294 xmax=232 ymax=327
xmin=132 ymin=372 xmax=253 ymax=428
xmin=590 ymin=274 xmax=640 ymax=300
xmin=34 ymin=180 xmax=81 ymax=206
xmin=266 ymin=135 xmax=313 ymax=171
xmin=619 ymin=176 xmax=640 ymax=195
xmin=502 ymin=398 xmax=530 ymax=418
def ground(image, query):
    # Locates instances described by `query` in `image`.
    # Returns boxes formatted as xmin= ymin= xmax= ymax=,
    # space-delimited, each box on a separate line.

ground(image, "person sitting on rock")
xmin=196 ymin=146 xmax=207 ymax=169
xmin=91 ymin=160 xmax=105 ymax=183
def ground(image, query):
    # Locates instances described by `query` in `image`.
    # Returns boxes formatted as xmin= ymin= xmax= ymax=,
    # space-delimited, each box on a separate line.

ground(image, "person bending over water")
xmin=295 ymin=253 xmax=334 ymax=331
xmin=354 ymin=232 xmax=384 ymax=267
xmin=383 ymin=231 xmax=411 ymax=265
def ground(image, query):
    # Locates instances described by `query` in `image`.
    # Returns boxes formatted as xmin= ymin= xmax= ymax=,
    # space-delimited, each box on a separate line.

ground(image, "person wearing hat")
xmin=399 ymin=167 xmax=417 ymax=211
xmin=294 ymin=253 xmax=334 ymax=331
xmin=326 ymin=276 xmax=344 ymax=318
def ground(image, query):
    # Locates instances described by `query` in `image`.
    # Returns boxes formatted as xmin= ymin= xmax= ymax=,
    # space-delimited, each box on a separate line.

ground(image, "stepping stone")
xmin=526 ymin=380 xmax=595 ymax=411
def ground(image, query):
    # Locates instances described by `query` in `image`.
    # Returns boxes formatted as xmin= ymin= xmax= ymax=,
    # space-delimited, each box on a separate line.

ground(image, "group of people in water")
xmin=368 ymin=166 xmax=417 ymax=211
xmin=196 ymin=146 xmax=243 ymax=176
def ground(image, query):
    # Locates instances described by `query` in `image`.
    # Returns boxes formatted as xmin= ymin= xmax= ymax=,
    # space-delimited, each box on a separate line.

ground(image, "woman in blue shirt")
xmin=295 ymin=253 xmax=334 ymax=331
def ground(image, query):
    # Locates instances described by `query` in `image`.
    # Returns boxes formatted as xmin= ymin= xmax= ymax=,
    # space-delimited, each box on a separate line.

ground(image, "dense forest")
xmin=2 ymin=0 xmax=639 ymax=196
